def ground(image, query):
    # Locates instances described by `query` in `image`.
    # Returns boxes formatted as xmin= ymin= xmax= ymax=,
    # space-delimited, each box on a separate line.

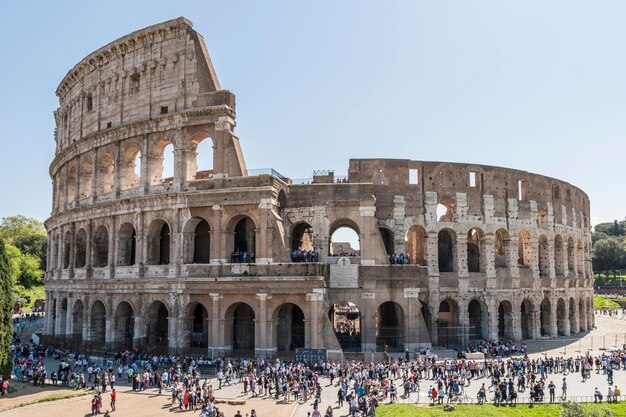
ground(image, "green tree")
xmin=4 ymin=244 xmax=43 ymax=288
xmin=0 ymin=215 xmax=46 ymax=244
xmin=0 ymin=240 xmax=14 ymax=378
xmin=593 ymin=237 xmax=626 ymax=277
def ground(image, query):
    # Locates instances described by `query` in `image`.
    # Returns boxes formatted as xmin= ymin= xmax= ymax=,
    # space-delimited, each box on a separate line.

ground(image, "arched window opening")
xmin=554 ymin=235 xmax=565 ymax=276
xmin=436 ymin=203 xmax=453 ymax=222
xmin=193 ymin=219 xmax=211 ymax=263
xmin=93 ymin=225 xmax=109 ymax=267
xmin=97 ymin=152 xmax=115 ymax=195
xmin=228 ymin=303 xmax=255 ymax=352
xmin=540 ymin=298 xmax=552 ymax=337
xmin=379 ymin=227 xmax=394 ymax=258
xmin=67 ymin=165 xmax=77 ymax=204
xmin=538 ymin=235 xmax=550 ymax=277
xmin=231 ymin=217 xmax=256 ymax=263
xmin=291 ymin=223 xmax=316 ymax=262
xmin=63 ymin=231 xmax=72 ymax=269
xmin=277 ymin=190 xmax=287 ymax=216
xmin=75 ymin=228 xmax=87 ymax=268
xmin=147 ymin=220 xmax=170 ymax=265
xmin=90 ymin=301 xmax=106 ymax=343
xmin=467 ymin=228 xmax=484 ymax=273
xmin=113 ymin=302 xmax=134 ymax=350
xmin=498 ymin=301 xmax=514 ymax=340
xmin=194 ymin=137 xmax=214 ymax=179
xmin=406 ymin=225 xmax=426 ymax=266
xmin=161 ymin=143 xmax=174 ymax=182
xmin=518 ymin=230 xmax=532 ymax=267
xmin=159 ymin=224 xmax=170 ymax=265
xmin=438 ymin=229 xmax=456 ymax=272
xmin=468 ymin=299 xmax=487 ymax=341
xmin=330 ymin=225 xmax=360 ymax=256
xmin=329 ymin=302 xmax=361 ymax=352
xmin=494 ymin=229 xmax=510 ymax=268
xmin=567 ymin=237 xmax=575 ymax=273
xmin=438 ymin=299 xmax=459 ymax=348
xmin=146 ymin=301 xmax=169 ymax=346
xmin=275 ymin=303 xmax=305 ymax=351
xmin=121 ymin=146 xmax=141 ymax=190
xmin=117 ymin=223 xmax=136 ymax=266
xmin=79 ymin=158 xmax=93 ymax=199
xmin=376 ymin=302 xmax=404 ymax=351
xmin=189 ymin=304 xmax=208 ymax=348
xmin=149 ymin=140 xmax=174 ymax=185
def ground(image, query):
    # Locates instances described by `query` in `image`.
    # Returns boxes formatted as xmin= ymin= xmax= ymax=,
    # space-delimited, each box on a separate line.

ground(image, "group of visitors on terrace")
xmin=290 ymin=250 xmax=320 ymax=263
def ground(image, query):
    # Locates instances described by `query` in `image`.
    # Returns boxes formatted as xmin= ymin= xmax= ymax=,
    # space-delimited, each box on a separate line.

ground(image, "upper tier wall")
xmin=53 ymin=17 xmax=223 ymax=153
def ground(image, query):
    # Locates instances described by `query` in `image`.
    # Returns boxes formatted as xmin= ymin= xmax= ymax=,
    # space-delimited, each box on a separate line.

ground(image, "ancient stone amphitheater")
xmin=44 ymin=18 xmax=594 ymax=358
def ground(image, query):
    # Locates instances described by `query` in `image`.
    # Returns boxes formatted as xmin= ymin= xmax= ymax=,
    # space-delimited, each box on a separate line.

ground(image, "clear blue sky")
xmin=0 ymin=1 xmax=624 ymax=227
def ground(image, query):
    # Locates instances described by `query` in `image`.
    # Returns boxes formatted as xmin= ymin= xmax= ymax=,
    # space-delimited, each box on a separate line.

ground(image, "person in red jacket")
xmin=110 ymin=388 xmax=117 ymax=411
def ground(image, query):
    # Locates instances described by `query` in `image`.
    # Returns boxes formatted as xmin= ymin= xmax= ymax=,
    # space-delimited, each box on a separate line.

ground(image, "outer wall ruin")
xmin=44 ymin=17 xmax=594 ymax=358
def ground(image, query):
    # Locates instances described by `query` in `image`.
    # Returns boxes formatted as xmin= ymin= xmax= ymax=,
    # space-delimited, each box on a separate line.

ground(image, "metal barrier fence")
xmin=392 ymin=391 xmax=626 ymax=405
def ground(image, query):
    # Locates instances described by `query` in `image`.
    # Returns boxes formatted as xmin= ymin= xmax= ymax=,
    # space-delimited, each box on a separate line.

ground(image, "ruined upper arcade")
xmin=44 ymin=18 xmax=594 ymax=358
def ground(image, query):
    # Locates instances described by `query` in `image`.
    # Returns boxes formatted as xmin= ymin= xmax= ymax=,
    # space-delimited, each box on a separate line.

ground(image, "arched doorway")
xmin=498 ymin=300 xmax=514 ymax=340
xmin=468 ymin=299 xmax=488 ymax=342
xmin=232 ymin=217 xmax=256 ymax=262
xmin=540 ymin=298 xmax=552 ymax=337
xmin=406 ymin=225 xmax=426 ymax=265
xmin=117 ymin=223 xmax=136 ymax=266
xmin=72 ymin=300 xmax=84 ymax=340
xmin=229 ymin=303 xmax=255 ymax=351
xmin=291 ymin=222 xmax=314 ymax=261
xmin=145 ymin=301 xmax=169 ymax=347
xmin=520 ymin=299 xmax=533 ymax=340
xmin=114 ymin=302 xmax=135 ymax=349
xmin=193 ymin=219 xmax=211 ymax=263
xmin=438 ymin=229 xmax=456 ymax=272
xmin=329 ymin=302 xmax=361 ymax=351
xmin=467 ymin=228 xmax=484 ymax=272
xmin=557 ymin=298 xmax=566 ymax=336
xmin=275 ymin=303 xmax=305 ymax=351
xmin=90 ymin=301 xmax=106 ymax=343
xmin=438 ymin=299 xmax=459 ymax=348
xmin=329 ymin=224 xmax=360 ymax=256
xmin=189 ymin=303 xmax=208 ymax=348
xmin=376 ymin=302 xmax=404 ymax=351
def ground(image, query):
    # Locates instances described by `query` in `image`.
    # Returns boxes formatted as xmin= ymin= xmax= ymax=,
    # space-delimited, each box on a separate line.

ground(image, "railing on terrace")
xmin=246 ymin=168 xmax=288 ymax=180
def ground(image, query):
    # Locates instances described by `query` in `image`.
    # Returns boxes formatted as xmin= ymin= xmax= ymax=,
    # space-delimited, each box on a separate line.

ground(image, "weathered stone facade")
xmin=44 ymin=18 xmax=594 ymax=357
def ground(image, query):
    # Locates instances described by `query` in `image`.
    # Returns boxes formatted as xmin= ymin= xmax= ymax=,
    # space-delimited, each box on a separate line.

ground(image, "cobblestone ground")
xmin=3 ymin=313 xmax=626 ymax=417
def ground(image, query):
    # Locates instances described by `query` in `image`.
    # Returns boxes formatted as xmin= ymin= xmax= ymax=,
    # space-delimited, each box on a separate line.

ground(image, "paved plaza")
xmin=3 ymin=313 xmax=626 ymax=417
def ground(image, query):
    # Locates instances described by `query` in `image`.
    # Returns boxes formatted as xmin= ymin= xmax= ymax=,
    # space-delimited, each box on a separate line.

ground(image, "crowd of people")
xmin=230 ymin=250 xmax=255 ymax=264
xmin=388 ymin=253 xmax=410 ymax=265
xmin=290 ymin=250 xmax=320 ymax=263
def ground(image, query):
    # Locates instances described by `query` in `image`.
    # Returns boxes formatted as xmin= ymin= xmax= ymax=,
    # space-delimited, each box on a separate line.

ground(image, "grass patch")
xmin=377 ymin=402 xmax=626 ymax=417
xmin=594 ymin=295 xmax=621 ymax=309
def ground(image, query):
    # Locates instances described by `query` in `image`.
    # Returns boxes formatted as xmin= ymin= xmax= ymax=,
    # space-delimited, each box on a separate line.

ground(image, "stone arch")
xmin=226 ymin=215 xmax=257 ymax=262
xmin=145 ymin=300 xmax=169 ymax=346
xmin=90 ymin=300 xmax=106 ymax=343
xmin=518 ymin=229 xmax=532 ymax=267
xmin=67 ymin=164 xmax=77 ymax=204
xmin=567 ymin=237 xmax=575 ymax=273
xmin=436 ymin=201 xmax=454 ymax=222
xmin=329 ymin=219 xmax=360 ymax=256
xmin=494 ymin=229 xmax=511 ymax=268
xmin=556 ymin=298 xmax=566 ymax=336
xmin=149 ymin=138 xmax=175 ymax=185
xmin=438 ymin=298 xmax=459 ymax=347
xmin=79 ymin=157 xmax=93 ymax=199
xmin=438 ymin=228 xmax=456 ymax=272
xmin=120 ymin=145 xmax=142 ymax=190
xmin=376 ymin=301 xmax=404 ymax=351
xmin=520 ymin=298 xmax=535 ymax=340
xmin=75 ymin=228 xmax=87 ymax=268
xmin=273 ymin=303 xmax=305 ymax=351
xmin=468 ymin=299 xmax=489 ymax=341
xmin=93 ymin=225 xmax=109 ymax=267
xmin=467 ymin=227 xmax=485 ymax=273
xmin=538 ymin=235 xmax=550 ymax=277
xmin=96 ymin=151 xmax=115 ymax=195
xmin=147 ymin=219 xmax=170 ymax=265
xmin=379 ymin=227 xmax=394 ymax=257
xmin=498 ymin=300 xmax=514 ymax=340
xmin=291 ymin=222 xmax=314 ymax=260
xmin=186 ymin=302 xmax=209 ymax=348
xmin=57 ymin=170 xmax=66 ymax=208
xmin=576 ymin=239 xmax=584 ymax=276
xmin=329 ymin=301 xmax=361 ymax=352
xmin=72 ymin=299 xmax=84 ymax=339
xmin=113 ymin=301 xmax=135 ymax=349
xmin=63 ymin=230 xmax=72 ymax=269
xmin=189 ymin=133 xmax=214 ymax=180
xmin=224 ymin=302 xmax=256 ymax=352
xmin=569 ymin=297 xmax=577 ymax=334
xmin=117 ymin=222 xmax=136 ymax=266
xmin=540 ymin=297 xmax=552 ymax=337
xmin=182 ymin=217 xmax=211 ymax=264
xmin=554 ymin=235 xmax=565 ymax=276
xmin=406 ymin=225 xmax=427 ymax=265
xmin=277 ymin=190 xmax=287 ymax=215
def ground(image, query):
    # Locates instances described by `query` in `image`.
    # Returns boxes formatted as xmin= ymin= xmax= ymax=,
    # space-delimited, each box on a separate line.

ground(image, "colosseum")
xmin=43 ymin=17 xmax=594 ymax=359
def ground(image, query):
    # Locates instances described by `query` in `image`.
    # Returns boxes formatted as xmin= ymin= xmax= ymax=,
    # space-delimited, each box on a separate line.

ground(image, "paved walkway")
xmin=3 ymin=314 xmax=626 ymax=417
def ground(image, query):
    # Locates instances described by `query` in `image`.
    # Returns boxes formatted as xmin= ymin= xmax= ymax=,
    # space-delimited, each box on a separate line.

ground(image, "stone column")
xmin=484 ymin=234 xmax=496 ymax=278
xmin=511 ymin=308 xmax=522 ymax=341
xmin=140 ymin=134 xmax=150 ymax=194
xmin=458 ymin=305 xmax=470 ymax=348
xmin=210 ymin=206 xmax=224 ymax=264
xmin=208 ymin=293 xmax=221 ymax=354
xmin=68 ymin=223 xmax=75 ymax=278
xmin=45 ymin=291 xmax=54 ymax=334
xmin=507 ymin=236 xmax=520 ymax=278
xmin=90 ymin=150 xmax=98 ymax=204
xmin=487 ymin=300 xmax=499 ymax=341
xmin=256 ymin=293 xmax=269 ymax=354
xmin=168 ymin=316 xmax=179 ymax=351
xmin=562 ymin=303 xmax=571 ymax=337
xmin=549 ymin=303 xmax=558 ymax=338
xmin=456 ymin=235 xmax=468 ymax=277
xmin=108 ymin=216 xmax=116 ymax=277
xmin=113 ymin=139 xmax=121 ymax=198
xmin=82 ymin=295 xmax=90 ymax=341
xmin=85 ymin=221 xmax=93 ymax=278
xmin=547 ymin=240 xmax=556 ymax=279
xmin=530 ymin=237 xmax=540 ymax=278
xmin=532 ymin=309 xmax=541 ymax=339
xmin=171 ymin=209 xmax=181 ymax=277
xmin=426 ymin=232 xmax=439 ymax=277
xmin=54 ymin=293 xmax=63 ymax=336
xmin=65 ymin=295 xmax=74 ymax=336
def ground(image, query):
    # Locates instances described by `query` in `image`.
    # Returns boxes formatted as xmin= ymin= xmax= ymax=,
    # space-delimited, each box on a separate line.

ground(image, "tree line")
xmin=592 ymin=218 xmax=626 ymax=278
